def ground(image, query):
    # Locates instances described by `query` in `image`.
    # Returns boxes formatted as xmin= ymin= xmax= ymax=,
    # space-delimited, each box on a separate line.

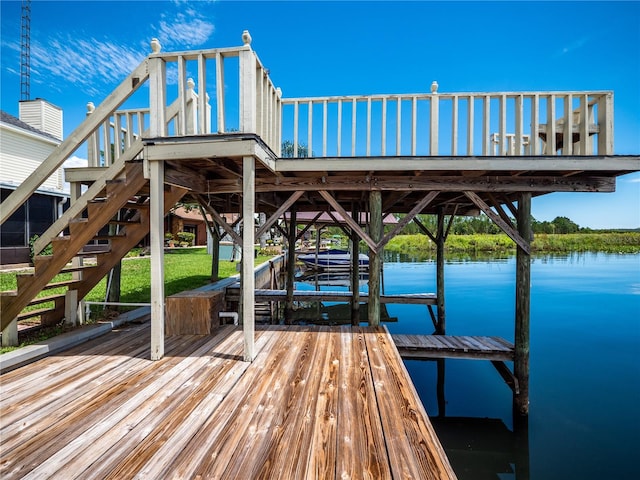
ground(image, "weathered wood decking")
xmin=0 ymin=324 xmax=456 ymax=479
xmin=226 ymin=286 xmax=437 ymax=305
xmin=392 ymin=334 xmax=515 ymax=361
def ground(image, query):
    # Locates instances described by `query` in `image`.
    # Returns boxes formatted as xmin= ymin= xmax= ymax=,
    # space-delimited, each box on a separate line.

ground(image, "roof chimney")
xmin=18 ymin=98 xmax=63 ymax=140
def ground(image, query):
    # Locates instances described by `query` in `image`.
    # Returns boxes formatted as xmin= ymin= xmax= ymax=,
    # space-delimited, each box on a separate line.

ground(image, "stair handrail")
xmin=32 ymin=96 xmax=188 ymax=256
xmin=0 ymin=59 xmax=150 ymax=225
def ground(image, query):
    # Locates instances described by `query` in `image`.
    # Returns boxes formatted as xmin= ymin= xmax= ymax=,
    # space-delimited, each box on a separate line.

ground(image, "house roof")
xmin=0 ymin=110 xmax=60 ymax=143
xmin=171 ymin=206 xmax=211 ymax=222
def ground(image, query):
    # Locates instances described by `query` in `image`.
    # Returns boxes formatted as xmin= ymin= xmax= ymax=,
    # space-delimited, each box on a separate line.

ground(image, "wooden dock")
xmin=0 ymin=323 xmax=456 ymax=479
xmin=392 ymin=334 xmax=514 ymax=361
xmin=226 ymin=286 xmax=437 ymax=305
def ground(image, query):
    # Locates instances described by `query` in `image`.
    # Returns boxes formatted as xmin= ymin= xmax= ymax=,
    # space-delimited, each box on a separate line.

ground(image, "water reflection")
xmin=430 ymin=358 xmax=530 ymax=480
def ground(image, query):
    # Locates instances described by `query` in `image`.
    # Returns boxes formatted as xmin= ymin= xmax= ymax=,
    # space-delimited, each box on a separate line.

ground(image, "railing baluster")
xmin=216 ymin=52 xmax=225 ymax=133
xmin=323 ymin=100 xmax=328 ymax=157
xmin=177 ymin=55 xmax=187 ymax=136
xmin=337 ymin=99 xmax=342 ymax=157
xmin=531 ymin=94 xmax=540 ymax=155
xmin=482 ymin=95 xmax=490 ymax=155
xmin=351 ymin=98 xmax=357 ymax=156
xmin=198 ymin=53 xmax=207 ymax=135
xmin=396 ymin=97 xmax=401 ymax=155
xmin=564 ymin=94 xmax=573 ymax=155
xmin=366 ymin=97 xmax=371 ymax=157
xmin=114 ymin=114 xmax=122 ymax=160
xmin=597 ymin=92 xmax=613 ymax=155
xmin=293 ymin=101 xmax=299 ymax=157
xmin=308 ymin=100 xmax=313 ymax=156
xmin=579 ymin=94 xmax=589 ymax=154
xmin=515 ymin=94 xmax=523 ymax=155
xmin=467 ymin=96 xmax=474 ymax=155
xmin=499 ymin=94 xmax=507 ymax=155
xmin=451 ymin=95 xmax=458 ymax=156
xmin=430 ymin=94 xmax=439 ymax=156
xmin=411 ymin=96 xmax=417 ymax=156
xmin=102 ymin=120 xmax=111 ymax=166
xmin=547 ymin=95 xmax=556 ymax=154
xmin=381 ymin=97 xmax=387 ymax=156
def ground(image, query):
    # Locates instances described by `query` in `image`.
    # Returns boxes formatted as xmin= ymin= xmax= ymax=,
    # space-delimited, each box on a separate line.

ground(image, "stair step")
xmin=76 ymin=248 xmax=111 ymax=256
xmin=1 ymin=290 xmax=18 ymax=297
xmin=42 ymin=279 xmax=78 ymax=291
xmin=92 ymin=234 xmax=126 ymax=241
xmin=108 ymin=219 xmax=141 ymax=226
xmin=28 ymin=293 xmax=66 ymax=307
xmin=60 ymin=264 xmax=96 ymax=274
xmin=69 ymin=218 xmax=89 ymax=236
xmin=17 ymin=307 xmax=55 ymax=321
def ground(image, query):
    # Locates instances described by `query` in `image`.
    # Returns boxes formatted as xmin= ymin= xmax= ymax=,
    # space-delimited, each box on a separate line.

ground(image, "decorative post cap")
xmin=276 ymin=87 xmax=282 ymax=98
xmin=431 ymin=81 xmax=438 ymax=94
xmin=86 ymin=102 xmax=95 ymax=113
xmin=150 ymin=38 xmax=162 ymax=53
xmin=187 ymin=78 xmax=195 ymax=90
xmin=242 ymin=30 xmax=252 ymax=46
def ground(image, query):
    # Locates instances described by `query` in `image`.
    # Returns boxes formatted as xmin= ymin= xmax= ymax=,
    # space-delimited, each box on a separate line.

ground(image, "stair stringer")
xmin=0 ymin=162 xmax=148 ymax=330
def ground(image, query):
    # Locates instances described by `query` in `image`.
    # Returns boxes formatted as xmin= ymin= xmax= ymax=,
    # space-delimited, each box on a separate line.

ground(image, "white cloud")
xmin=156 ymin=13 xmax=215 ymax=49
xmin=61 ymin=155 xmax=88 ymax=193
xmin=554 ymin=37 xmax=589 ymax=58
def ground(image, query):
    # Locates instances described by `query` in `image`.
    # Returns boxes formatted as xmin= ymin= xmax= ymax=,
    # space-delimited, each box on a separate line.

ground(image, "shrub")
xmin=29 ymin=235 xmax=53 ymax=262
xmin=177 ymin=231 xmax=195 ymax=246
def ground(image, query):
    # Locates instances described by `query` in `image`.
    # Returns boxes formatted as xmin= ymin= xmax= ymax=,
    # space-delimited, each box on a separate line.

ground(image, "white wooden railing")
xmin=280 ymin=89 xmax=613 ymax=157
xmin=0 ymin=30 xmax=616 ymax=236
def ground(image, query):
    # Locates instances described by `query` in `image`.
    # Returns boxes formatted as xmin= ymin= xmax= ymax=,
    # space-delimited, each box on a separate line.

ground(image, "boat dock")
xmin=225 ymin=285 xmax=437 ymax=305
xmin=0 ymin=322 xmax=457 ymax=479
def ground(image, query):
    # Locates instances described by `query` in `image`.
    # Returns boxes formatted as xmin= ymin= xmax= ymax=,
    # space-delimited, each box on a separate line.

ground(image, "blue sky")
xmin=1 ymin=0 xmax=639 ymax=228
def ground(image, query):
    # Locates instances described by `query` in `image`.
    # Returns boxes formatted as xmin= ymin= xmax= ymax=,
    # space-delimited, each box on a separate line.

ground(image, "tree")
xmin=281 ymin=140 xmax=311 ymax=158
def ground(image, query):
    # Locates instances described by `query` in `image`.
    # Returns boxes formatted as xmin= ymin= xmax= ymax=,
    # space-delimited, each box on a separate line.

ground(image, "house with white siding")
xmin=0 ymin=99 xmax=68 ymax=265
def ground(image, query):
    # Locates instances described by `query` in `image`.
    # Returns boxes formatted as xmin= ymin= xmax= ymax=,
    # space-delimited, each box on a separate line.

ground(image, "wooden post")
xmin=436 ymin=207 xmax=446 ymax=335
xmin=210 ymin=227 xmax=220 ymax=282
xmin=1 ymin=318 xmax=18 ymax=347
xmin=64 ymin=289 xmax=78 ymax=327
xmin=515 ymin=192 xmax=532 ymax=415
xmin=148 ymin=41 xmax=166 ymax=361
xmin=350 ymin=205 xmax=360 ymax=325
xmin=242 ymin=156 xmax=255 ymax=362
xmin=368 ymin=190 xmax=382 ymax=326
xmin=285 ymin=209 xmax=297 ymax=324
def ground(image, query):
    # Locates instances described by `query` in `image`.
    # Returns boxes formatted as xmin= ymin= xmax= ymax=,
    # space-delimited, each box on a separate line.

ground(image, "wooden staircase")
xmin=0 ymin=161 xmax=187 ymax=331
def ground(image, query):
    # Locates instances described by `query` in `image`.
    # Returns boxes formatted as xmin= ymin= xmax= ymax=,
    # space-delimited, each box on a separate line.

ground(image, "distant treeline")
xmin=395 ymin=213 xmax=639 ymax=235
xmin=385 ymin=232 xmax=640 ymax=254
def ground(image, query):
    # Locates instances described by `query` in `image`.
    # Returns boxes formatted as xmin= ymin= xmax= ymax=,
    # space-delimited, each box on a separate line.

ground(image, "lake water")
xmin=295 ymin=252 xmax=640 ymax=480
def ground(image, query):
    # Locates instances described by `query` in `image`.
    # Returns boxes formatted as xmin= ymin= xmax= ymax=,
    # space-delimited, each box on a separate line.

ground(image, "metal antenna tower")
xmin=20 ymin=0 xmax=32 ymax=101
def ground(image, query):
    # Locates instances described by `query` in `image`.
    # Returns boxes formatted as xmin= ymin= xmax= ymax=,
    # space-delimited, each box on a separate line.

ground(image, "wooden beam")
xmin=208 ymin=174 xmax=617 ymax=194
xmin=413 ymin=217 xmax=436 ymax=243
xmin=255 ymin=191 xmax=304 ymax=239
xmin=318 ymin=191 xmax=378 ymax=253
xmin=464 ymin=191 xmax=530 ymax=254
xmin=379 ymin=191 xmax=439 ymax=248
xmin=195 ymin=196 xmax=243 ymax=245
xmin=491 ymin=361 xmax=520 ymax=395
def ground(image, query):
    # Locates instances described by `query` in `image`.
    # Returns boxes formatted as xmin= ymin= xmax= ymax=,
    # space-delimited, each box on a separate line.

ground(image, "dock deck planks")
xmin=0 ymin=324 xmax=456 ymax=479
xmin=391 ymin=334 xmax=515 ymax=361
xmin=227 ymin=286 xmax=438 ymax=305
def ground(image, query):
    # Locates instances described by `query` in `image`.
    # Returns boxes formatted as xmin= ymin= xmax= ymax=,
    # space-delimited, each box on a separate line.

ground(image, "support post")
xmin=64 ymin=289 xmax=78 ymax=326
xmin=285 ymin=208 xmax=297 ymax=324
xmin=350 ymin=206 xmax=360 ymax=326
xmin=436 ymin=207 xmax=446 ymax=334
xmin=1 ymin=318 xmax=18 ymax=347
xmin=515 ymin=192 xmax=532 ymax=415
xmin=148 ymin=47 xmax=166 ymax=361
xmin=242 ymin=156 xmax=255 ymax=361
xmin=368 ymin=190 xmax=382 ymax=326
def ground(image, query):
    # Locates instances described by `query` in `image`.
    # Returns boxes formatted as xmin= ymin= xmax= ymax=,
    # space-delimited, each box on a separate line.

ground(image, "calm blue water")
xmin=296 ymin=253 xmax=640 ymax=479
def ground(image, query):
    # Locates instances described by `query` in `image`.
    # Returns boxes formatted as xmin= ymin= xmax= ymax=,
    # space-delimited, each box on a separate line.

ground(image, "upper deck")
xmin=2 ymin=31 xmax=638 ymax=228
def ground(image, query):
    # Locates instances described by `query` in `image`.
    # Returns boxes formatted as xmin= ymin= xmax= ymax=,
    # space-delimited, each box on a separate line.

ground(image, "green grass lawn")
xmin=0 ymin=247 xmax=274 ymax=353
